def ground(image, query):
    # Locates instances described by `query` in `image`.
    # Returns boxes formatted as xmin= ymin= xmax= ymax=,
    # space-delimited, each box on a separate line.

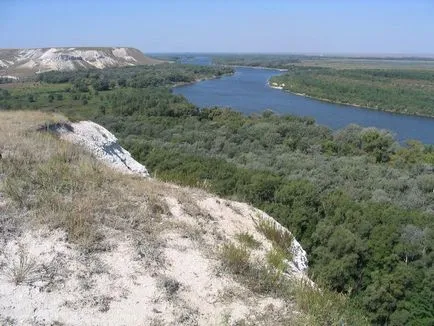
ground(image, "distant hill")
xmin=0 ymin=47 xmax=163 ymax=79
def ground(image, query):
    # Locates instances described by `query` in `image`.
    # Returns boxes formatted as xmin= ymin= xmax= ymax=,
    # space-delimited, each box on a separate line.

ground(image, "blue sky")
xmin=1 ymin=0 xmax=433 ymax=55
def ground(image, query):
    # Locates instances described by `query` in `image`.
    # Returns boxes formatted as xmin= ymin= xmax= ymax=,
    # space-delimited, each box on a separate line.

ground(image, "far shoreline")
xmin=267 ymin=81 xmax=434 ymax=120
xmin=220 ymin=64 xmax=288 ymax=72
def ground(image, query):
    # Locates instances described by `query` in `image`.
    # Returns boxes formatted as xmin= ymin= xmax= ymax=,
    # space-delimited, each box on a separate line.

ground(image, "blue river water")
xmin=172 ymin=57 xmax=434 ymax=144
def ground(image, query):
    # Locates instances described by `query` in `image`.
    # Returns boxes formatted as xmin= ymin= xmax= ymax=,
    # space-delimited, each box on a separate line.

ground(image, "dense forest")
xmin=270 ymin=66 xmax=434 ymax=117
xmin=1 ymin=64 xmax=433 ymax=325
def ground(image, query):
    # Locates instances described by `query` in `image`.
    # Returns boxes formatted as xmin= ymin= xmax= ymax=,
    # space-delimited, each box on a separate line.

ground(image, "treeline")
xmin=270 ymin=66 xmax=434 ymax=117
xmin=212 ymin=54 xmax=434 ymax=70
xmin=1 ymin=64 xmax=433 ymax=325
xmin=36 ymin=63 xmax=233 ymax=89
xmin=212 ymin=54 xmax=302 ymax=69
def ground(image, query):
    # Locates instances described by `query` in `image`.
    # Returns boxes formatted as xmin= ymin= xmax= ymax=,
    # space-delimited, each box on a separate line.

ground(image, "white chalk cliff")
xmin=58 ymin=121 xmax=150 ymax=177
xmin=0 ymin=47 xmax=161 ymax=78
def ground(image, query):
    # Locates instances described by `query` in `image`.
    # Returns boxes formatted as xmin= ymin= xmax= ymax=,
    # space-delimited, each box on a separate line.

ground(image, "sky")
xmin=1 ymin=0 xmax=434 ymax=55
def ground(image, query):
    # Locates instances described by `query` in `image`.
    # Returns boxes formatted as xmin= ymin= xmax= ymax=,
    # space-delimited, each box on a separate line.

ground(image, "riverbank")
xmin=221 ymin=64 xmax=288 ymax=72
xmin=267 ymin=80 xmax=434 ymax=119
xmin=173 ymin=65 xmax=434 ymax=144
xmin=172 ymin=71 xmax=235 ymax=88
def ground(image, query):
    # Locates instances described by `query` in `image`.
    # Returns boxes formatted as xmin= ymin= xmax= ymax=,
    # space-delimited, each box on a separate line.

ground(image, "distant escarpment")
xmin=0 ymin=47 xmax=162 ymax=79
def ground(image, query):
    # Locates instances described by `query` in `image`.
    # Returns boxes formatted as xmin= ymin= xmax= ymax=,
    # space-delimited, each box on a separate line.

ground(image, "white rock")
xmin=59 ymin=121 xmax=149 ymax=177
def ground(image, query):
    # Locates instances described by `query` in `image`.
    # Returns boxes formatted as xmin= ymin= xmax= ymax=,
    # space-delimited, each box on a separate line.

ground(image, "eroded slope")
xmin=0 ymin=47 xmax=162 ymax=78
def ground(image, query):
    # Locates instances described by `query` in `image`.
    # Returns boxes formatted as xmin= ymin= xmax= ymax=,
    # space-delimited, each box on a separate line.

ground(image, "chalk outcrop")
xmin=0 ymin=47 xmax=162 ymax=78
xmin=57 ymin=121 xmax=150 ymax=177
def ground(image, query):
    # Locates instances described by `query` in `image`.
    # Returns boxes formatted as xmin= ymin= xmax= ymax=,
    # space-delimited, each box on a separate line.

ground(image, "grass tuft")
xmin=257 ymin=220 xmax=293 ymax=252
xmin=220 ymin=243 xmax=250 ymax=275
xmin=266 ymin=246 xmax=287 ymax=272
xmin=3 ymin=245 xmax=39 ymax=285
xmin=235 ymin=232 xmax=261 ymax=249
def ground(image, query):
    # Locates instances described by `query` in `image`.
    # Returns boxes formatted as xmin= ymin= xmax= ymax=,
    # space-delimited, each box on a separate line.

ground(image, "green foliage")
xmin=271 ymin=66 xmax=434 ymax=116
xmin=266 ymin=247 xmax=287 ymax=272
xmin=2 ymin=63 xmax=433 ymax=324
xmin=257 ymin=220 xmax=293 ymax=254
xmin=212 ymin=54 xmax=301 ymax=69
xmin=295 ymin=281 xmax=369 ymax=326
xmin=36 ymin=63 xmax=233 ymax=88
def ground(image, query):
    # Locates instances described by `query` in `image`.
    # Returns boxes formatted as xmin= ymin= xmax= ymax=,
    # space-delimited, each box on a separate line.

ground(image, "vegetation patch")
xmin=266 ymin=247 xmax=287 ymax=272
xmin=235 ymin=232 xmax=261 ymax=249
xmin=220 ymin=243 xmax=250 ymax=275
xmin=271 ymin=66 xmax=434 ymax=117
xmin=257 ymin=220 xmax=293 ymax=257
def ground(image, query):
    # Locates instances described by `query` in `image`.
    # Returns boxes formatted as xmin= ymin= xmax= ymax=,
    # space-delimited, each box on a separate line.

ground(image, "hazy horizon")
xmin=2 ymin=0 xmax=434 ymax=55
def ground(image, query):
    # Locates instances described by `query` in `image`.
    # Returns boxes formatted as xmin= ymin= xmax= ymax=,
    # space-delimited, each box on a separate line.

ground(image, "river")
xmin=172 ymin=57 xmax=434 ymax=144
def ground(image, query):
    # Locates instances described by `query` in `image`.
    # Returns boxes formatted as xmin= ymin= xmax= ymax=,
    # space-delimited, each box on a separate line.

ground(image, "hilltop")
xmin=0 ymin=111 xmax=366 ymax=325
xmin=0 ymin=47 xmax=162 ymax=79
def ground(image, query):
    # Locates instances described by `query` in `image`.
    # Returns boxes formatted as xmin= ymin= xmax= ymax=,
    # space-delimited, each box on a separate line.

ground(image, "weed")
xmin=0 ymin=316 xmax=17 ymax=326
xmin=220 ymin=241 xmax=291 ymax=297
xmin=149 ymin=318 xmax=165 ymax=326
xmin=266 ymin=247 xmax=287 ymax=272
xmin=235 ymin=232 xmax=261 ymax=249
xmin=91 ymin=295 xmax=113 ymax=313
xmin=256 ymin=219 xmax=293 ymax=261
xmin=220 ymin=243 xmax=250 ymax=275
xmin=4 ymin=245 xmax=39 ymax=285
xmin=245 ymin=264 xmax=292 ymax=297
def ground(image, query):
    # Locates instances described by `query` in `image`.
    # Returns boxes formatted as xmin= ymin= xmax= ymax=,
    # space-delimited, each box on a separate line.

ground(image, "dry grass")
xmin=219 ymin=240 xmax=368 ymax=325
xmin=235 ymin=232 xmax=261 ymax=249
xmin=256 ymin=219 xmax=293 ymax=261
xmin=219 ymin=237 xmax=367 ymax=325
xmin=220 ymin=243 xmax=251 ymax=275
xmin=0 ymin=111 xmax=171 ymax=251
